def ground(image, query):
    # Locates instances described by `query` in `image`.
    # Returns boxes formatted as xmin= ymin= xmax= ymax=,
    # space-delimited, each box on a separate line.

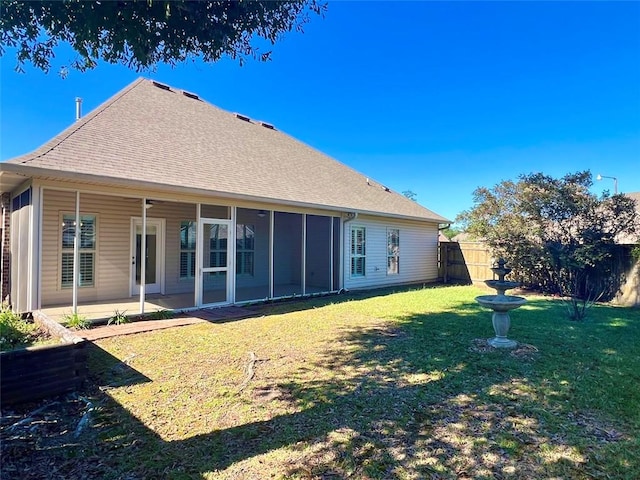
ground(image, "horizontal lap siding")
xmin=344 ymin=216 xmax=439 ymax=290
xmin=42 ymin=190 xmax=139 ymax=305
xmin=42 ymin=191 xmax=198 ymax=305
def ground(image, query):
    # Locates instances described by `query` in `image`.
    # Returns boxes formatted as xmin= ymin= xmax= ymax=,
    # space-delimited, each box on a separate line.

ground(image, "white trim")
xmin=36 ymin=185 xmax=43 ymax=310
xmin=230 ymin=206 xmax=237 ymax=304
xmin=269 ymin=210 xmax=274 ymax=299
xmin=73 ymin=191 xmax=80 ymax=314
xmin=195 ymin=203 xmax=202 ymax=306
xmin=198 ymin=217 xmax=232 ymax=307
xmin=302 ymin=214 xmax=307 ymax=296
xmin=130 ymin=217 xmax=166 ymax=298
xmin=330 ymin=217 xmax=334 ymax=292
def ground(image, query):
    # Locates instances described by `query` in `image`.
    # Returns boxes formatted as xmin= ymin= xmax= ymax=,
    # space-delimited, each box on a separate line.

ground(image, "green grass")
xmin=7 ymin=285 xmax=640 ymax=478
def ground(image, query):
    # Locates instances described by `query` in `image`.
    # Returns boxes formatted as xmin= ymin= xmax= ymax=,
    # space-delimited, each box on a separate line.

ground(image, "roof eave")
xmin=1 ymin=163 xmax=448 ymax=223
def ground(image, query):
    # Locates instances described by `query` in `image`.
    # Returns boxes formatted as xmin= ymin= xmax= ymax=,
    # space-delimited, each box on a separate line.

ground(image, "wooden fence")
xmin=1 ymin=340 xmax=88 ymax=405
xmin=439 ymin=241 xmax=494 ymax=284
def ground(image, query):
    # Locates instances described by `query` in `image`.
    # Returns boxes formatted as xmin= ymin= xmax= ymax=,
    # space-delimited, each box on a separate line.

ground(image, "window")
xmin=61 ymin=214 xmax=96 ymax=288
xmin=179 ymin=221 xmax=196 ymax=279
xmin=387 ymin=228 xmax=400 ymax=275
xmin=350 ymin=226 xmax=366 ymax=276
xmin=209 ymin=224 xmax=227 ymax=271
xmin=236 ymin=224 xmax=255 ymax=276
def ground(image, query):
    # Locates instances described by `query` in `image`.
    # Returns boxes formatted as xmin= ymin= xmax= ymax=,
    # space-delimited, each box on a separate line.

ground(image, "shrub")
xmin=0 ymin=306 xmax=38 ymax=351
xmin=62 ymin=312 xmax=91 ymax=330
xmin=108 ymin=310 xmax=130 ymax=326
xmin=148 ymin=309 xmax=174 ymax=320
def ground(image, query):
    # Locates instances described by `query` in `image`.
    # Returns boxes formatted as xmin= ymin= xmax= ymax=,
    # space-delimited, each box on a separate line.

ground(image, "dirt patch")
xmin=469 ymin=338 xmax=539 ymax=360
xmin=1 ymin=391 xmax=102 ymax=480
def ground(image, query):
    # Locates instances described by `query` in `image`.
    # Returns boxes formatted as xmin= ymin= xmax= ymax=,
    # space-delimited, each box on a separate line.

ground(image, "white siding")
xmin=343 ymin=215 xmax=439 ymax=290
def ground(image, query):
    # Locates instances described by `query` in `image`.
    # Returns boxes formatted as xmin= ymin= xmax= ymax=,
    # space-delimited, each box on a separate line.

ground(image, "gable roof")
xmin=1 ymin=78 xmax=449 ymax=223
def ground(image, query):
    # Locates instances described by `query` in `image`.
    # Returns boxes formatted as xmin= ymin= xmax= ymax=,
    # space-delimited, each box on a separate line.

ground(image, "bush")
xmin=0 ymin=306 xmax=38 ymax=351
xmin=62 ymin=312 xmax=91 ymax=330
xmin=108 ymin=310 xmax=130 ymax=326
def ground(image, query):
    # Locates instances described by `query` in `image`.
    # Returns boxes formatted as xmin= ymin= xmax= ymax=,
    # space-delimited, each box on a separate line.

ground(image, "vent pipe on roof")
xmin=75 ymin=97 xmax=82 ymax=121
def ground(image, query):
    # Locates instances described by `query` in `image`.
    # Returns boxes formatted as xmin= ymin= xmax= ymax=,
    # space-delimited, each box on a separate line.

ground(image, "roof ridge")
xmin=11 ymin=77 xmax=147 ymax=165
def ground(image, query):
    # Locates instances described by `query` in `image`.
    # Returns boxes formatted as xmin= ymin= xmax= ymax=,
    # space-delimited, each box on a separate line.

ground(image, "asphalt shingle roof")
xmin=6 ymin=78 xmax=449 ymax=223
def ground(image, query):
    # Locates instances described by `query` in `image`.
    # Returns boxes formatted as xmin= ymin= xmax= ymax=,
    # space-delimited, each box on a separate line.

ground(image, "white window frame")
xmin=387 ymin=228 xmax=400 ymax=275
xmin=350 ymin=226 xmax=366 ymax=277
xmin=60 ymin=213 xmax=97 ymax=289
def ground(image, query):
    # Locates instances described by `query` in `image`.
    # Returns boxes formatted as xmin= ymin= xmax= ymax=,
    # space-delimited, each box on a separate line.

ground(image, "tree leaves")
xmin=457 ymin=171 xmax=639 ymax=318
xmin=0 ymin=0 xmax=327 ymax=73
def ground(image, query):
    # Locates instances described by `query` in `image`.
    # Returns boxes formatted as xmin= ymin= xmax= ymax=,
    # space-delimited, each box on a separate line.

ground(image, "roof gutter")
xmin=0 ymin=163 xmax=451 ymax=223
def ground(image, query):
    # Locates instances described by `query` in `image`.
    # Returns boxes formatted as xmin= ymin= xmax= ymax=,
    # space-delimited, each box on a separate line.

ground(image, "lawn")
xmin=2 ymin=285 xmax=639 ymax=479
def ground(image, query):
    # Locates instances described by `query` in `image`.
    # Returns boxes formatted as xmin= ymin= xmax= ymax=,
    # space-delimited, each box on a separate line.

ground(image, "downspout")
xmin=341 ymin=212 xmax=358 ymax=292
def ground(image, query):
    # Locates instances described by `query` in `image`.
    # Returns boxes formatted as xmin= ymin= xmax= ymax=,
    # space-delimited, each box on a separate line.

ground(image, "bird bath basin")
xmin=475 ymin=258 xmax=527 ymax=348
xmin=476 ymin=295 xmax=527 ymax=312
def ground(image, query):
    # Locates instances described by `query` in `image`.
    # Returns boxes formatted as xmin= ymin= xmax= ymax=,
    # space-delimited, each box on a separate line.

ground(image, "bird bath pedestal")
xmin=475 ymin=258 xmax=527 ymax=349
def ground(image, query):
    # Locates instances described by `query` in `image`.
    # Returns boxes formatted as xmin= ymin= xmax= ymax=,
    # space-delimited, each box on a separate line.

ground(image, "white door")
xmin=131 ymin=218 xmax=165 ymax=295
xmin=198 ymin=219 xmax=232 ymax=305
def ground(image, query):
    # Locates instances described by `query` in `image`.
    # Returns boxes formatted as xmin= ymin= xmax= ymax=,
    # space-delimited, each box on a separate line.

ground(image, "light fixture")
xmin=257 ymin=210 xmax=267 ymax=218
xmin=145 ymin=199 xmax=155 ymax=209
xmin=596 ymin=174 xmax=618 ymax=194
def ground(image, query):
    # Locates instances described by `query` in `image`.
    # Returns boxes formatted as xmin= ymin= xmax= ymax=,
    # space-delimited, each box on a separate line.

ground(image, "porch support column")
xmin=139 ymin=198 xmax=147 ymax=314
xmin=72 ymin=191 xmax=80 ymax=314
xmin=302 ymin=214 xmax=306 ymax=296
xmin=330 ymin=217 xmax=334 ymax=292
xmin=195 ymin=203 xmax=201 ymax=307
xmin=269 ymin=210 xmax=274 ymax=299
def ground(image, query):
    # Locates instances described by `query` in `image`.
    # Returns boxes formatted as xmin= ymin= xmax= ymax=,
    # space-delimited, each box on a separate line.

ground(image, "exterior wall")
xmin=343 ymin=215 xmax=439 ymax=290
xmin=42 ymin=190 xmax=138 ymax=305
xmin=10 ymin=186 xmax=34 ymax=313
xmin=41 ymin=189 xmax=201 ymax=306
xmin=34 ymin=179 xmax=439 ymax=309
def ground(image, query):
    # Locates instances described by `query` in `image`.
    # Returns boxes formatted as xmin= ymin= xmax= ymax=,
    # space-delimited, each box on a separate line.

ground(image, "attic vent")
xmin=260 ymin=121 xmax=275 ymax=130
xmin=182 ymin=91 xmax=199 ymax=100
xmin=384 ymin=186 xmax=390 ymax=192
xmin=152 ymin=81 xmax=171 ymax=91
xmin=235 ymin=113 xmax=251 ymax=122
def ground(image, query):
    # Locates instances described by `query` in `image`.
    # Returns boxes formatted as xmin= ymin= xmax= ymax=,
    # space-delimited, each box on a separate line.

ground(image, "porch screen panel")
xmin=202 ymin=223 xmax=228 ymax=304
xmin=333 ymin=217 xmax=341 ymax=290
xmin=305 ymin=215 xmax=332 ymax=293
xmin=235 ymin=208 xmax=270 ymax=302
xmin=273 ymin=212 xmax=303 ymax=297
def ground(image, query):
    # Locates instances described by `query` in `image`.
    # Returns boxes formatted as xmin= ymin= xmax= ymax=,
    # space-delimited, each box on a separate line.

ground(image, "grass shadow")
xmin=3 ymin=287 xmax=639 ymax=479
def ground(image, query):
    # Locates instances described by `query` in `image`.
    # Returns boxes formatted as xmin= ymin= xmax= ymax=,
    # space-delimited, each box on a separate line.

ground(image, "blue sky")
xmin=1 ymin=1 xmax=639 ymax=222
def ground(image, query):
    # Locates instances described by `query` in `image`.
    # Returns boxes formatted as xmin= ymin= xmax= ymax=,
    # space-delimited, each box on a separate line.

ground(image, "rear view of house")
xmin=0 ymin=78 xmax=449 ymax=317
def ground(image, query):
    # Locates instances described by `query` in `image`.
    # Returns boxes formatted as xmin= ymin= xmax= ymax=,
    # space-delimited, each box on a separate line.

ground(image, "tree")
xmin=457 ymin=171 xmax=639 ymax=320
xmin=0 ymin=1 xmax=326 ymax=74
xmin=402 ymin=190 xmax=417 ymax=201
xmin=440 ymin=225 xmax=461 ymax=240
